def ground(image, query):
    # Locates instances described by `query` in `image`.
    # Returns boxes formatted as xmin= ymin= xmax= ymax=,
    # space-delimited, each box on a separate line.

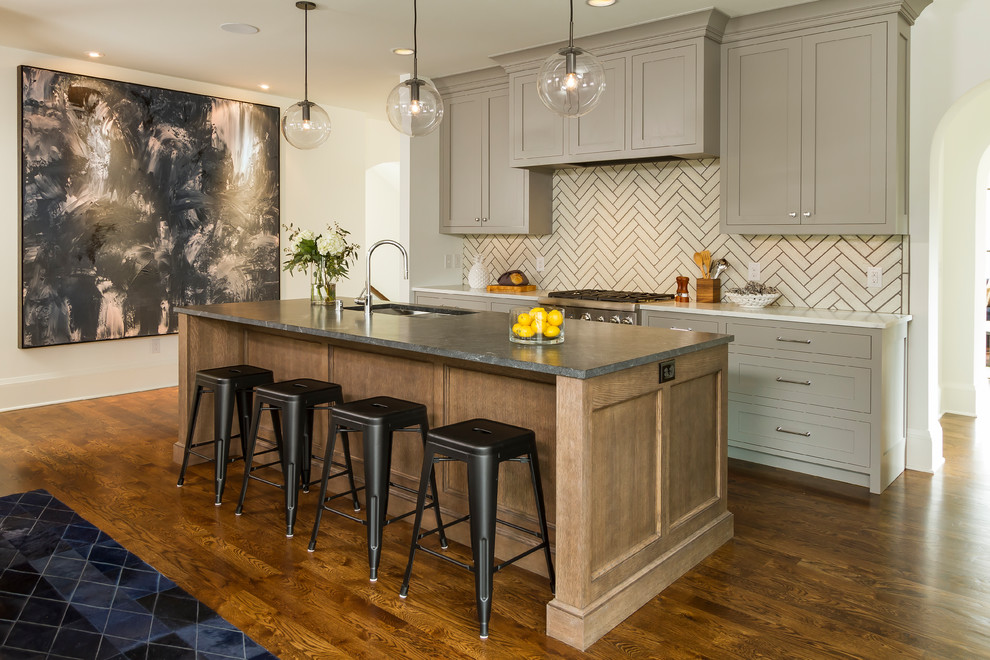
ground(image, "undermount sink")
xmin=343 ymin=303 xmax=476 ymax=318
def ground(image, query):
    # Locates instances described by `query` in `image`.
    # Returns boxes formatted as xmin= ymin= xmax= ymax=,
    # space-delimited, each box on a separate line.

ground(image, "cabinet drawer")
xmin=726 ymin=321 xmax=872 ymax=360
xmin=729 ymin=402 xmax=870 ymax=468
xmin=642 ymin=312 xmax=720 ymax=334
xmin=730 ymin=353 xmax=871 ymax=413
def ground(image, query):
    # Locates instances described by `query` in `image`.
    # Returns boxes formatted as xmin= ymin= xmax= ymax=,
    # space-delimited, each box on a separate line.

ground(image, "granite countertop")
xmin=412 ymin=285 xmax=911 ymax=329
xmin=177 ymin=298 xmax=731 ymax=380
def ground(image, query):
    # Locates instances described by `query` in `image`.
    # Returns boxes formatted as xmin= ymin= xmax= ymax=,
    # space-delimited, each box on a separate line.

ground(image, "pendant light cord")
xmin=413 ymin=0 xmax=419 ymax=80
xmin=303 ymin=5 xmax=310 ymax=102
xmin=569 ymin=0 xmax=574 ymax=48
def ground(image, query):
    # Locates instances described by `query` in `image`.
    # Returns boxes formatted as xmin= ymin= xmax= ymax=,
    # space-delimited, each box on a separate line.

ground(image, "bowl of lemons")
xmin=509 ymin=306 xmax=565 ymax=344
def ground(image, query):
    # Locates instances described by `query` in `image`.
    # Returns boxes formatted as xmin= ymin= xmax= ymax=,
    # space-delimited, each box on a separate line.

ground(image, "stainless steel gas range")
xmin=538 ymin=289 xmax=675 ymax=325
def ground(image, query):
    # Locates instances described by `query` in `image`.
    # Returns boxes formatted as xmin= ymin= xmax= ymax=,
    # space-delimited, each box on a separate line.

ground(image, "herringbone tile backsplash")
xmin=464 ymin=159 xmax=907 ymax=314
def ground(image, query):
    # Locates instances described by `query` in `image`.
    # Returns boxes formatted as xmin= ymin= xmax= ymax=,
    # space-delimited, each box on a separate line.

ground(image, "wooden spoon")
xmin=693 ymin=252 xmax=706 ymax=278
xmin=701 ymin=250 xmax=711 ymax=278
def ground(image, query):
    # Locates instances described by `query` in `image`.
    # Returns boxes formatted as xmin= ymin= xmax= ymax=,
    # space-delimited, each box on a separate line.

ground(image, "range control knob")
xmin=621 ymin=317 xmax=634 ymax=325
xmin=581 ymin=312 xmax=592 ymax=321
xmin=596 ymin=315 xmax=606 ymax=322
xmin=609 ymin=315 xmax=621 ymax=323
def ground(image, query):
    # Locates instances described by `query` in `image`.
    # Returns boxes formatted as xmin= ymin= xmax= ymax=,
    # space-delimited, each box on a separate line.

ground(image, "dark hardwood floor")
xmin=1 ymin=388 xmax=987 ymax=658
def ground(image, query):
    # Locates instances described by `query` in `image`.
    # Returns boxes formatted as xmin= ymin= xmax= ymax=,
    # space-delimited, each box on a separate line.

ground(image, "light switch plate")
xmin=748 ymin=262 xmax=761 ymax=281
xmin=536 ymin=256 xmax=545 ymax=272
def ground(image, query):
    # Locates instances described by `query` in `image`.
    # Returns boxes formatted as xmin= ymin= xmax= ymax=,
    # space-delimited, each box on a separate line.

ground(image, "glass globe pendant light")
xmin=386 ymin=0 xmax=443 ymax=137
xmin=282 ymin=1 xmax=331 ymax=149
xmin=537 ymin=0 xmax=606 ymax=118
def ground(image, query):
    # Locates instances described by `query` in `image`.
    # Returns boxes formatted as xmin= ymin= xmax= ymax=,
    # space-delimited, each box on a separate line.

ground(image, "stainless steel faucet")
xmin=358 ymin=239 xmax=409 ymax=315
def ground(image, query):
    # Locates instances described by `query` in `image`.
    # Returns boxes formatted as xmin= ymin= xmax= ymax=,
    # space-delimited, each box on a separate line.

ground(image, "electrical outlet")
xmin=867 ymin=266 xmax=882 ymax=288
xmin=443 ymin=254 xmax=453 ymax=269
xmin=151 ymin=338 xmax=161 ymax=354
xmin=536 ymin=256 xmax=545 ymax=272
xmin=748 ymin=262 xmax=761 ymax=281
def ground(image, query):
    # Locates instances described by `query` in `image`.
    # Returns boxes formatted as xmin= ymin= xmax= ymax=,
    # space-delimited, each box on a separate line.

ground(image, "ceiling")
xmin=0 ymin=0 xmax=814 ymax=118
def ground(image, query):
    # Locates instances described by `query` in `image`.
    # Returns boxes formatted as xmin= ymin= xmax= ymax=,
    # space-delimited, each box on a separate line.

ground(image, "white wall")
xmin=907 ymin=0 xmax=990 ymax=470
xmin=1 ymin=44 xmax=376 ymax=411
xmin=364 ymin=118 xmax=405 ymax=302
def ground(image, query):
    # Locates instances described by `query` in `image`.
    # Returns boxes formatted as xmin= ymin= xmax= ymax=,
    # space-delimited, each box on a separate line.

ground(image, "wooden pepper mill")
xmin=675 ymin=276 xmax=690 ymax=302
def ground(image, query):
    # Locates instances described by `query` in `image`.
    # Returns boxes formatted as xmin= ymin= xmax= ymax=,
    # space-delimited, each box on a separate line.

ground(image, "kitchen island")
xmin=176 ymin=298 xmax=733 ymax=650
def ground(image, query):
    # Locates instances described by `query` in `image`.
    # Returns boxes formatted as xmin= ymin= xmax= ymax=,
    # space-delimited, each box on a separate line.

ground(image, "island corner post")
xmin=176 ymin=303 xmax=732 ymax=650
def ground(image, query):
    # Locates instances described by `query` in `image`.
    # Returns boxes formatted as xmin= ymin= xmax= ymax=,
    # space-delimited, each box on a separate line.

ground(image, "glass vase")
xmin=310 ymin=259 xmax=336 ymax=305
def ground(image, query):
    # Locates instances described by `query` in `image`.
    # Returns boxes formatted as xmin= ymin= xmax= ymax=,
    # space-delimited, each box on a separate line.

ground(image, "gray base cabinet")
xmin=719 ymin=0 xmax=928 ymax=235
xmin=641 ymin=309 xmax=908 ymax=493
xmin=413 ymin=291 xmax=535 ymax=314
xmin=437 ymin=70 xmax=552 ymax=235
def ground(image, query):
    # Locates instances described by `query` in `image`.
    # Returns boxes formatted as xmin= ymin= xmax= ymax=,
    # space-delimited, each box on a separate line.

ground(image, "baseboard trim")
xmin=905 ymin=426 xmax=945 ymax=473
xmin=0 ymin=363 xmax=177 ymax=412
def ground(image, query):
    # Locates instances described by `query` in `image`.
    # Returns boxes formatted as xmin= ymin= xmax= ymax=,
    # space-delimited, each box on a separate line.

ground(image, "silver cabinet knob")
xmin=802 ymin=212 xmax=811 ymax=217
xmin=474 ymin=217 xmax=481 ymax=223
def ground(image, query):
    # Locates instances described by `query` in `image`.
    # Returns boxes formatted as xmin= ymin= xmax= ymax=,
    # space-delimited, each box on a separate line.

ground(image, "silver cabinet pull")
xmin=788 ymin=212 xmax=797 ymax=218
xmin=776 ymin=377 xmax=811 ymax=386
xmin=670 ymin=327 xmax=692 ymax=331
xmin=802 ymin=212 xmax=811 ymax=217
xmin=776 ymin=336 xmax=812 ymax=344
xmin=776 ymin=426 xmax=811 ymax=437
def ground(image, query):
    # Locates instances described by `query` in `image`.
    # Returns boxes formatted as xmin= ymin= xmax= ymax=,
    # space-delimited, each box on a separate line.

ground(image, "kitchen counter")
xmin=412 ymin=285 xmax=911 ymax=329
xmin=176 ymin=298 xmax=733 ymax=650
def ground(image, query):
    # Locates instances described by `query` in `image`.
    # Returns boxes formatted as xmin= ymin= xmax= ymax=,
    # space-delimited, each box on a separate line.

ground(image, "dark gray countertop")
xmin=177 ymin=299 xmax=732 ymax=380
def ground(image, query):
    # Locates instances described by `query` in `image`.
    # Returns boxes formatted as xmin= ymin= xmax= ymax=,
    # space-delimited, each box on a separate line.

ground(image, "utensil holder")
xmin=696 ymin=278 xmax=721 ymax=303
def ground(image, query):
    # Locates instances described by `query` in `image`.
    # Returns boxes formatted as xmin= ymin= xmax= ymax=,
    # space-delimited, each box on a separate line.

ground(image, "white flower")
xmin=318 ymin=232 xmax=345 ymax=256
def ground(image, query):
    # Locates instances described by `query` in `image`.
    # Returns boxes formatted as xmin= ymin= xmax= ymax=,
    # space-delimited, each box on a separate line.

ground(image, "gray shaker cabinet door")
xmin=511 ymin=72 xmax=565 ymax=164
xmin=486 ymin=92 xmax=528 ymax=231
xmin=722 ymin=37 xmax=802 ymax=228
xmin=569 ymin=55 xmax=627 ymax=156
xmin=631 ymin=44 xmax=697 ymax=151
xmin=801 ymin=23 xmax=887 ymax=228
xmin=443 ymin=94 xmax=485 ymax=230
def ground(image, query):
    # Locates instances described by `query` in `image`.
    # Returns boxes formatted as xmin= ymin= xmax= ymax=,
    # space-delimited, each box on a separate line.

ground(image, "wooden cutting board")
xmin=486 ymin=284 xmax=537 ymax=292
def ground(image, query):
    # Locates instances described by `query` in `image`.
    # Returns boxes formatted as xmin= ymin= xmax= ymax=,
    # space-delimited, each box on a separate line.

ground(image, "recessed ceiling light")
xmin=220 ymin=23 xmax=260 ymax=35
xmin=258 ymin=83 xmax=270 ymax=90
xmin=587 ymin=0 xmax=617 ymax=6
xmin=86 ymin=51 xmax=104 ymax=58
xmin=392 ymin=47 xmax=414 ymax=56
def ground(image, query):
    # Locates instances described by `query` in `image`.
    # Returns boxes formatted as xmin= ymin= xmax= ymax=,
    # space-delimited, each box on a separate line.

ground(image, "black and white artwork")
xmin=19 ymin=66 xmax=280 ymax=348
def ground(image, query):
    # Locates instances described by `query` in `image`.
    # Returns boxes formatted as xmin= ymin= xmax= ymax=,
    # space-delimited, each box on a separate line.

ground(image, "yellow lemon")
xmin=547 ymin=310 xmax=564 ymax=326
xmin=517 ymin=312 xmax=533 ymax=326
xmin=532 ymin=317 xmax=546 ymax=333
xmin=543 ymin=325 xmax=561 ymax=338
xmin=512 ymin=323 xmax=524 ymax=336
xmin=528 ymin=307 xmax=546 ymax=318
xmin=517 ymin=325 xmax=536 ymax=338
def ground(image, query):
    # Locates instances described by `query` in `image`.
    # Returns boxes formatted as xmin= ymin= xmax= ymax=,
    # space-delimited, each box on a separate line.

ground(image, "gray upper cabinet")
xmin=439 ymin=72 xmax=552 ymax=235
xmin=720 ymin=1 xmax=924 ymax=235
xmin=494 ymin=9 xmax=727 ymax=169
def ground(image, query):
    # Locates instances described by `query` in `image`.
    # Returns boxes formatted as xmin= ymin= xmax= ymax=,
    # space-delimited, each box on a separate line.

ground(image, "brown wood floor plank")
xmin=1 ymin=387 xmax=988 ymax=658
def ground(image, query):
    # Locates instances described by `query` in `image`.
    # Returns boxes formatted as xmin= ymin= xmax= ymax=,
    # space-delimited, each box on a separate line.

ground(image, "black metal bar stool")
xmin=235 ymin=378 xmax=359 ymax=538
xmin=399 ymin=418 xmax=555 ymax=639
xmin=308 ymin=396 xmax=448 ymax=582
xmin=177 ymin=365 xmax=275 ymax=505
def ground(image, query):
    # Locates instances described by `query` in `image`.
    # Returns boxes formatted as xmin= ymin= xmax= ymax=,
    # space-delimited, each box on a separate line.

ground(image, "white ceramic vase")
xmin=467 ymin=254 xmax=488 ymax=289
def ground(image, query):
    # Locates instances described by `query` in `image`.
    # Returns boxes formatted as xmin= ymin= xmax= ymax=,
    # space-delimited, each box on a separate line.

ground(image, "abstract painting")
xmin=19 ymin=66 xmax=280 ymax=348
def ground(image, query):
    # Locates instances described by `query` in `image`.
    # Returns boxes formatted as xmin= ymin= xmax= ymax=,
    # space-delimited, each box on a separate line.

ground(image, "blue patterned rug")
xmin=0 ymin=490 xmax=276 ymax=660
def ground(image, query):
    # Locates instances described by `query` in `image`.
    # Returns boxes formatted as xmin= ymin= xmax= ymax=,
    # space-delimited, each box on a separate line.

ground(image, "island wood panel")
xmin=175 ymin=314 xmax=247 ymax=464
xmin=327 ymin=347 xmax=437 ymax=493
xmin=547 ymin=345 xmax=732 ymax=650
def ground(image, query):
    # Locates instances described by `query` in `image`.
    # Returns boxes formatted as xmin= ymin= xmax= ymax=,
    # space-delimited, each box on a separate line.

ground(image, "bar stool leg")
xmin=399 ymin=448 xmax=437 ymax=598
xmin=281 ymin=401 xmax=304 ymax=538
xmin=177 ymin=385 xmax=205 ymax=487
xmin=527 ymin=450 xmax=555 ymax=594
xmin=467 ymin=454 xmax=499 ymax=639
xmin=362 ymin=426 xmax=394 ymax=581
xmin=419 ymin=421 xmax=448 ymax=549
xmin=235 ymin=399 xmax=265 ymax=515
xmin=212 ymin=383 xmax=236 ymax=506
xmin=308 ymin=421 xmax=349 ymax=552
xmin=235 ymin=388 xmax=253 ymax=458
xmin=339 ymin=431 xmax=360 ymax=511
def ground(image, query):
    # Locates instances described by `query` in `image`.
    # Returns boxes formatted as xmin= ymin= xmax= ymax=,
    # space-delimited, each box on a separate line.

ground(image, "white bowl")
xmin=724 ymin=291 xmax=781 ymax=308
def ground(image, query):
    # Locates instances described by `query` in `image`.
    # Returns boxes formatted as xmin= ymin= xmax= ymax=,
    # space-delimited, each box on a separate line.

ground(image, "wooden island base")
xmin=177 ymin=307 xmax=732 ymax=650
